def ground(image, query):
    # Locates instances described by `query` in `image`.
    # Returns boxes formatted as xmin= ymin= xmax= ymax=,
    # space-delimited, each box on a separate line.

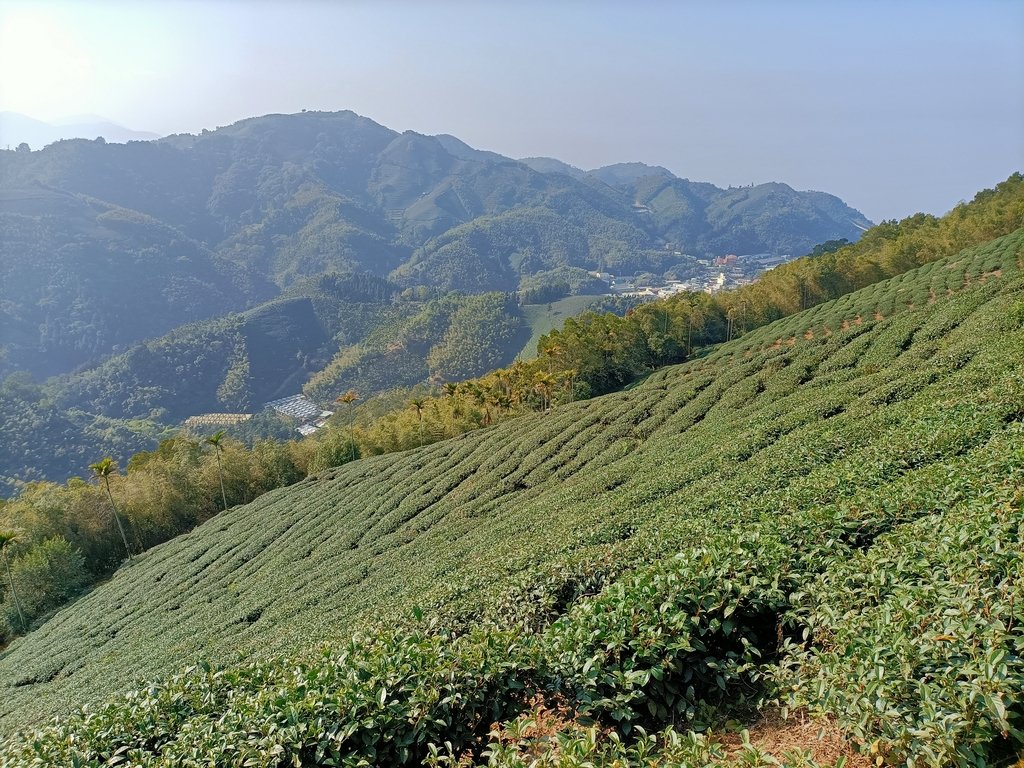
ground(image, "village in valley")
xmin=593 ymin=250 xmax=793 ymax=299
xmin=180 ymin=252 xmax=798 ymax=440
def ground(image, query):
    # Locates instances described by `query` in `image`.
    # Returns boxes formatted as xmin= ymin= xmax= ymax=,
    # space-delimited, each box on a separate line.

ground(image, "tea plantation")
xmin=1 ymin=228 xmax=1022 ymax=766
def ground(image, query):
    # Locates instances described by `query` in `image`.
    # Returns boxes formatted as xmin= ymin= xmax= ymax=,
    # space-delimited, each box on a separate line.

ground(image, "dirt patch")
xmin=980 ymin=269 xmax=1003 ymax=284
xmin=873 ymin=311 xmax=884 ymax=321
xmin=854 ymin=315 xmax=863 ymax=326
xmin=720 ymin=710 xmax=872 ymax=767
xmin=488 ymin=694 xmax=591 ymax=763
xmin=803 ymin=329 xmax=815 ymax=340
xmin=786 ymin=337 xmax=797 ymax=346
xmin=841 ymin=319 xmax=850 ymax=331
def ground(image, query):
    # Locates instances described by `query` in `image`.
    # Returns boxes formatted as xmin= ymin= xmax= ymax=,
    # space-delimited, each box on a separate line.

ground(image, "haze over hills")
xmin=0 ymin=109 xmax=871 ymax=382
xmin=0 ymin=111 xmax=161 ymax=150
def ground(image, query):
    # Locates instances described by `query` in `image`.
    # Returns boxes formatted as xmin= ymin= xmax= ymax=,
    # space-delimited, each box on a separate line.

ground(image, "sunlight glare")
xmin=0 ymin=7 xmax=95 ymax=119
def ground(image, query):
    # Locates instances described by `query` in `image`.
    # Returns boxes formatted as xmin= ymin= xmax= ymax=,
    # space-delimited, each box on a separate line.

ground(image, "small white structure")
xmin=265 ymin=394 xmax=333 ymax=436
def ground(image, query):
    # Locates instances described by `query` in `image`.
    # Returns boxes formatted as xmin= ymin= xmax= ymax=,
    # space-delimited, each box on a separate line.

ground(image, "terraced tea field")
xmin=1 ymin=228 xmax=1022 ymax=765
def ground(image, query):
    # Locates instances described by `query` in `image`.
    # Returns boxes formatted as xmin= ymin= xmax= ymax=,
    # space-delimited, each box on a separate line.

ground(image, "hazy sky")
xmin=1 ymin=0 xmax=1021 ymax=223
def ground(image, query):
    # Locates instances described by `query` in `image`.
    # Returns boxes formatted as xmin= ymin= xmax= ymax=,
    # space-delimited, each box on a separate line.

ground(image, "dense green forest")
xmin=0 ymin=217 xmax=1021 ymax=765
xmin=0 ymin=110 xmax=876 ymax=497
xmin=3 ymin=171 xmax=1017 ymax=493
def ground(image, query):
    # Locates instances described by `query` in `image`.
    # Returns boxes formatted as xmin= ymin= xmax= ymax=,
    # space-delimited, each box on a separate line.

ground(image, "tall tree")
xmin=205 ymin=431 xmax=229 ymax=512
xmin=533 ymin=372 xmax=556 ymax=411
xmin=408 ymin=398 xmax=426 ymax=447
xmin=335 ymin=390 xmax=360 ymax=463
xmin=89 ymin=458 xmax=133 ymax=562
xmin=0 ymin=531 xmax=27 ymax=632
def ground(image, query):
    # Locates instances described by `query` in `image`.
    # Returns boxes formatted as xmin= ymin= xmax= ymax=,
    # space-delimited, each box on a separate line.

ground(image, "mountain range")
xmin=0 ymin=110 xmax=871 ymax=381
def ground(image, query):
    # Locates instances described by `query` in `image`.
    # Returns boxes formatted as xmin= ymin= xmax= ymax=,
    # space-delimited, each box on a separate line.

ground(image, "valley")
xmin=0 ymin=113 xmax=1022 ymax=768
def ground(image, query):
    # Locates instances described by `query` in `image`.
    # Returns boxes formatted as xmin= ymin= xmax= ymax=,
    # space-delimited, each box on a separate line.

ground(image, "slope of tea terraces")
xmin=0 ymin=228 xmax=1022 ymax=766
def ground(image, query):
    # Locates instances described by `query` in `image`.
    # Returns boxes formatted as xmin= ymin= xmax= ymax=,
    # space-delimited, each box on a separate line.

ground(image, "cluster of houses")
xmin=591 ymin=251 xmax=793 ymax=300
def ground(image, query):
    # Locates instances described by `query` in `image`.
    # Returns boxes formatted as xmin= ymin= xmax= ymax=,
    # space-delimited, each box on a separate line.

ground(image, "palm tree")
xmin=335 ymin=390 xmax=360 ymax=462
xmin=0 ymin=531 xmax=26 ymax=632
xmin=540 ymin=342 xmax=563 ymax=373
xmin=561 ymin=368 xmax=579 ymax=403
xmin=409 ymin=398 xmax=426 ymax=447
xmin=463 ymin=384 xmax=491 ymax=425
xmin=684 ymin=297 xmax=707 ymax=356
xmin=533 ymin=372 xmax=556 ymax=411
xmin=89 ymin=458 xmax=133 ymax=561
xmin=205 ymin=431 xmax=229 ymax=512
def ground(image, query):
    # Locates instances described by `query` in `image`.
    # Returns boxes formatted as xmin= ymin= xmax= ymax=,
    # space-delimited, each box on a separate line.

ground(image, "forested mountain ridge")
xmin=0 ymin=186 xmax=247 ymax=378
xmin=1 ymin=110 xmax=870 ymax=380
xmin=0 ymin=223 xmax=1021 ymax=766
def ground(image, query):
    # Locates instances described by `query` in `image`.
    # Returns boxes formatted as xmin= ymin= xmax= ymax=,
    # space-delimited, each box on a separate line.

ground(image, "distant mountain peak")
xmin=0 ymin=111 xmax=160 ymax=149
xmin=588 ymin=162 xmax=675 ymax=185
xmin=518 ymin=156 xmax=587 ymax=179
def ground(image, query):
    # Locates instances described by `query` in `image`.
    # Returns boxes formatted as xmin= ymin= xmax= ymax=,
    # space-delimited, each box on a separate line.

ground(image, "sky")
xmin=0 ymin=0 xmax=1021 ymax=223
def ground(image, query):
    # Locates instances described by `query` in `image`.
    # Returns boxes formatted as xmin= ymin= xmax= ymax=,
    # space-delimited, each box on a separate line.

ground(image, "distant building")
xmin=182 ymin=413 xmax=252 ymax=434
xmin=622 ymin=287 xmax=659 ymax=298
xmin=265 ymin=394 xmax=333 ymax=436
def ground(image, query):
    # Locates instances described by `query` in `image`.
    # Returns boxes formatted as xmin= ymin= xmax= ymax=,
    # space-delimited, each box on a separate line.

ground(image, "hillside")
xmin=0 ymin=278 xmax=541 ymax=491
xmin=0 ymin=186 xmax=246 ymax=379
xmin=1 ymin=227 xmax=1021 ymax=765
xmin=0 ymin=110 xmax=870 ymax=381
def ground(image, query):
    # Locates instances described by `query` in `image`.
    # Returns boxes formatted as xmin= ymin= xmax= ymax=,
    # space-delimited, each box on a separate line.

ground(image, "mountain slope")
xmin=0 ymin=186 xmax=247 ymax=378
xmin=0 ymin=111 xmax=871 ymax=380
xmin=1 ymin=228 xmax=1021 ymax=765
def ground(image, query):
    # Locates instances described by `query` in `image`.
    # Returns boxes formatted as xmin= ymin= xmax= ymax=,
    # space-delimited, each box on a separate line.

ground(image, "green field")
xmin=516 ymin=295 xmax=612 ymax=359
xmin=1 ymin=229 xmax=1022 ymax=765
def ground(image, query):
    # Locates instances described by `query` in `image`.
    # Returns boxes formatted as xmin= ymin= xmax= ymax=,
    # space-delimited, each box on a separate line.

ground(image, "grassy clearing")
xmin=516 ymin=295 xmax=612 ymax=359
